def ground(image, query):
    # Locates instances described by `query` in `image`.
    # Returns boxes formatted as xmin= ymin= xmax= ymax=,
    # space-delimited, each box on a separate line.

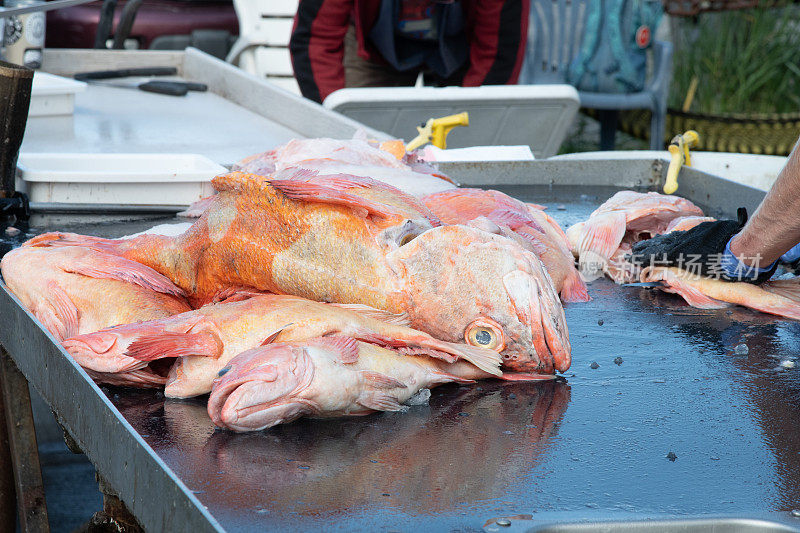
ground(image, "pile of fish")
xmin=1 ymin=137 xmax=574 ymax=432
xmin=566 ymin=190 xmax=800 ymax=320
xmin=4 ymin=137 xmax=800 ymax=433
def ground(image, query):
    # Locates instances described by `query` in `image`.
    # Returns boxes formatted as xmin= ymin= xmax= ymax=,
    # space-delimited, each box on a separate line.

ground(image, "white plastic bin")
xmin=17 ymin=153 xmax=227 ymax=205
xmin=30 ymin=72 xmax=87 ymax=117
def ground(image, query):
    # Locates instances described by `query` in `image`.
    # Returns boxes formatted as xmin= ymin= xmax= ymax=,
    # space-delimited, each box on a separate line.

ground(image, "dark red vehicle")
xmin=46 ymin=0 xmax=239 ymax=58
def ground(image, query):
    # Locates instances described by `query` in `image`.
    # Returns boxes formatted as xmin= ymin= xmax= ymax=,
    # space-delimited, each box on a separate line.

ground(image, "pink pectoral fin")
xmin=560 ymin=270 xmax=591 ymax=303
xmin=577 ymin=212 xmax=627 ymax=277
xmin=125 ymin=331 xmax=222 ymax=361
xmin=313 ymin=336 xmax=361 ymax=363
xmin=37 ymin=281 xmax=79 ymax=341
xmin=63 ymin=254 xmax=185 ymax=297
xmin=488 ymin=208 xmax=544 ymax=233
xmin=356 ymin=390 xmax=404 ymax=412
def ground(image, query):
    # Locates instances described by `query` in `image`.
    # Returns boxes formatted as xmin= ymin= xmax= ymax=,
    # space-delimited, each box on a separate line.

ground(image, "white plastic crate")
xmin=16 ymin=153 xmax=227 ymax=205
xmin=29 ymin=72 xmax=87 ymax=117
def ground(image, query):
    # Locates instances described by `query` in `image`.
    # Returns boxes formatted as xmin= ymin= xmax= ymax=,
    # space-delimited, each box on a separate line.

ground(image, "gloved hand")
xmin=779 ymin=242 xmax=800 ymax=274
xmin=630 ymin=208 xmax=777 ymax=284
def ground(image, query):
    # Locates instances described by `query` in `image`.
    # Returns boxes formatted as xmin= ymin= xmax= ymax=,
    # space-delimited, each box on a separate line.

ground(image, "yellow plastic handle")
xmin=405 ymin=119 xmax=434 ymax=152
xmin=405 ymin=112 xmax=469 ymax=151
xmin=664 ymin=144 xmax=682 ymax=194
xmin=663 ymin=130 xmax=700 ymax=195
xmin=430 ymin=112 xmax=469 ymax=149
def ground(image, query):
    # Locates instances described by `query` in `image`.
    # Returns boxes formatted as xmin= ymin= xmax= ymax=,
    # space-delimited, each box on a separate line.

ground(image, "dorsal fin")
xmin=269 ymin=179 xmax=403 ymax=220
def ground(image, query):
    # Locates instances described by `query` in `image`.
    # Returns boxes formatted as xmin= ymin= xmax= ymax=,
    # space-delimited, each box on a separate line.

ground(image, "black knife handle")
xmin=138 ymin=81 xmax=188 ymax=96
xmin=74 ymin=67 xmax=178 ymax=81
xmin=183 ymin=82 xmax=208 ymax=92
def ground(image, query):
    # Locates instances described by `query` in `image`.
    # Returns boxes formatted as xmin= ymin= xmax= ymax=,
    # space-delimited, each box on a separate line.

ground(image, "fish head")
xmin=208 ymin=344 xmax=316 ymax=432
xmin=388 ymin=225 xmax=571 ymax=374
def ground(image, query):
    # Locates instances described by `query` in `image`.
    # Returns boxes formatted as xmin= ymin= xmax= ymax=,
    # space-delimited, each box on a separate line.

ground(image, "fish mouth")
xmin=207 ymin=346 xmax=315 ymax=430
xmin=503 ymin=268 xmax=571 ymax=374
xmin=208 ymin=362 xmax=280 ymax=424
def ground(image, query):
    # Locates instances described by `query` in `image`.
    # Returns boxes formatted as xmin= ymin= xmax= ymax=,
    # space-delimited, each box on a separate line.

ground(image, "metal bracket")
xmin=89 ymin=474 xmax=145 ymax=533
xmin=0 ymin=346 xmax=49 ymax=532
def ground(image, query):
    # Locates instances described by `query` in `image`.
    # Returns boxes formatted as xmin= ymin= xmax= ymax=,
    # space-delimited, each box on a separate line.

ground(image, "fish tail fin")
xmin=763 ymin=279 xmax=800 ymax=303
xmin=754 ymin=280 xmax=800 ymax=320
xmin=560 ymin=269 xmax=591 ymax=303
xmin=23 ymin=232 xmax=168 ymax=272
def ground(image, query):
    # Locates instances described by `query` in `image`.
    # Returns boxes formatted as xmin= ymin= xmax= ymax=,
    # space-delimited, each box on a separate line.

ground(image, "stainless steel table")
xmin=5 ymin=157 xmax=800 ymax=532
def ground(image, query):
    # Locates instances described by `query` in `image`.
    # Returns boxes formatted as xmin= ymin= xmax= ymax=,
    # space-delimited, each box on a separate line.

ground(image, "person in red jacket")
xmin=290 ymin=0 xmax=529 ymax=103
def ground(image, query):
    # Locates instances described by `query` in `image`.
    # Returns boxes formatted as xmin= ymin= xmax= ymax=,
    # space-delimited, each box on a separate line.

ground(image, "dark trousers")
xmin=343 ymin=26 xmax=467 ymax=88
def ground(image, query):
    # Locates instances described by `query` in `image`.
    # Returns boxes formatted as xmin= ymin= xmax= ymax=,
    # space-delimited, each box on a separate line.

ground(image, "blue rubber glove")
xmin=780 ymin=242 xmax=800 ymax=264
xmin=719 ymin=238 xmax=777 ymax=283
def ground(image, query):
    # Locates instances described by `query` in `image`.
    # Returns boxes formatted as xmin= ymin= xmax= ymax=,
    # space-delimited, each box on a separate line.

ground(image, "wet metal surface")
xmin=3 ymin=185 xmax=800 ymax=531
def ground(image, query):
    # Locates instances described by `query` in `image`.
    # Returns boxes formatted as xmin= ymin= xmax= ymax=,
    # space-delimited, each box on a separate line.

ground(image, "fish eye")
xmin=464 ymin=319 xmax=506 ymax=352
xmin=399 ymin=233 xmax=417 ymax=246
xmin=473 ymin=328 xmax=495 ymax=345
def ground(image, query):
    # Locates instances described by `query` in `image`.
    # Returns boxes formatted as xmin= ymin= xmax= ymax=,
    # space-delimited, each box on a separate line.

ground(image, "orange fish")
xmin=63 ymin=294 xmax=521 ymax=398
xmin=1 ymin=246 xmax=190 ymax=342
xmin=423 ymin=188 xmax=589 ymax=303
xmin=640 ymin=266 xmax=800 ymax=320
xmin=1 ymin=246 xmax=191 ymax=387
xmin=208 ymin=336 xmax=551 ymax=432
xmin=566 ymin=191 xmax=704 ymax=283
xmin=27 ymin=174 xmax=570 ymax=374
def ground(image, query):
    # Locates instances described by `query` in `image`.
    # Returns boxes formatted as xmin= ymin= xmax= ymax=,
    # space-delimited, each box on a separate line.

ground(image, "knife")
xmin=621 ymin=282 xmax=664 ymax=288
xmin=74 ymin=68 xmax=208 ymax=97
